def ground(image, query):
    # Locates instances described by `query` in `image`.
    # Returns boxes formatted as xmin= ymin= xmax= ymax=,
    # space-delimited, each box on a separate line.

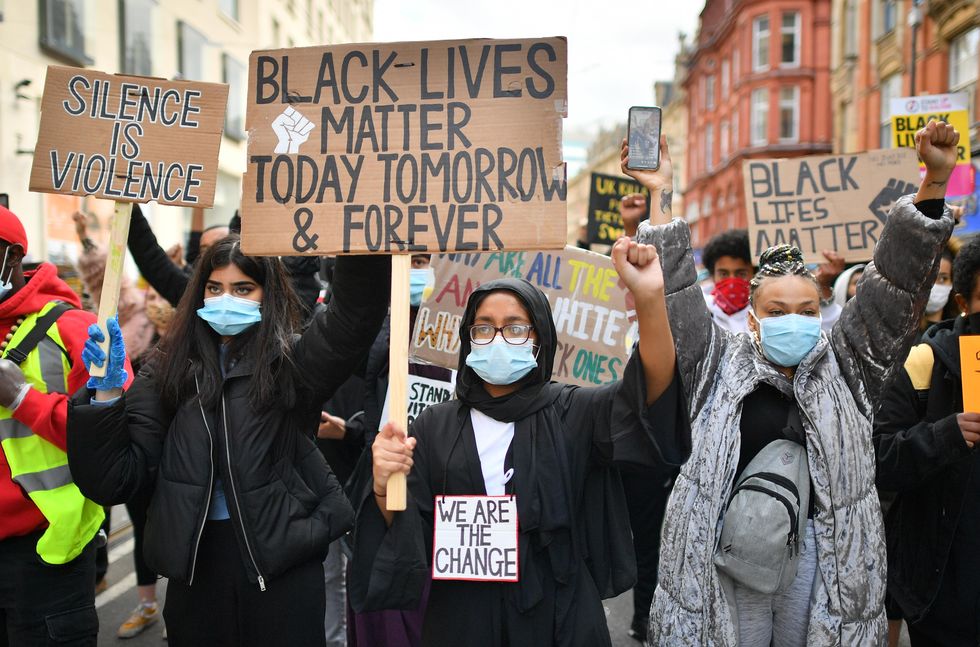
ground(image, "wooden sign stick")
xmin=88 ymin=201 xmax=133 ymax=378
xmin=386 ymin=254 xmax=411 ymax=511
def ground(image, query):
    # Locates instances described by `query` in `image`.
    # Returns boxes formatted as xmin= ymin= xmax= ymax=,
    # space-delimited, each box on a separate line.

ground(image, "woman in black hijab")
xmin=348 ymin=238 xmax=690 ymax=647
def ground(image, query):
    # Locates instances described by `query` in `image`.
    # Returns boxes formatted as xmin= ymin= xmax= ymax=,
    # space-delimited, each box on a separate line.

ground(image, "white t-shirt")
xmin=469 ymin=409 xmax=516 ymax=496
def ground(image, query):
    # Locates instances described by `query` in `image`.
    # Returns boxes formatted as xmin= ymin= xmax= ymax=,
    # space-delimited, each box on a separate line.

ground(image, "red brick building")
xmin=683 ymin=0 xmax=834 ymax=249
xmin=831 ymin=0 xmax=978 ymax=156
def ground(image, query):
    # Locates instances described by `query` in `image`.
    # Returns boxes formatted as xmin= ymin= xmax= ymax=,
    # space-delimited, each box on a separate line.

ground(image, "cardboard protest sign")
xmin=432 ymin=495 xmax=518 ymax=582
xmin=959 ymin=336 xmax=980 ymax=414
xmin=586 ymin=172 xmax=649 ymax=245
xmin=891 ymin=93 xmax=973 ymax=197
xmin=742 ymin=148 xmax=920 ymax=263
xmin=241 ymin=37 xmax=568 ymax=255
xmin=30 ymin=66 xmax=228 ymax=207
xmin=411 ymin=246 xmax=634 ymax=387
xmin=380 ymin=373 xmax=456 ymax=429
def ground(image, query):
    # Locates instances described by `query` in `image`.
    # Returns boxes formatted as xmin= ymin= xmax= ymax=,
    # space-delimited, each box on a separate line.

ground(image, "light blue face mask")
xmin=197 ymin=294 xmax=262 ymax=336
xmin=751 ymin=311 xmax=821 ymax=367
xmin=465 ymin=338 xmax=538 ymax=386
xmin=410 ymin=268 xmax=434 ymax=306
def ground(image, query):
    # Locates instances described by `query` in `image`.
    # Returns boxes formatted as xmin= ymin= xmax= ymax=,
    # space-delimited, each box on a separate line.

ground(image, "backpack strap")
xmin=783 ymin=402 xmax=805 ymax=445
xmin=904 ymin=343 xmax=935 ymax=391
xmin=5 ymin=302 xmax=74 ymax=366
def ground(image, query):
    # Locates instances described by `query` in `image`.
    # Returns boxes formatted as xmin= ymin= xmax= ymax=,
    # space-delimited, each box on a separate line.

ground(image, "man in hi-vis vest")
xmin=0 ymin=205 xmax=132 ymax=645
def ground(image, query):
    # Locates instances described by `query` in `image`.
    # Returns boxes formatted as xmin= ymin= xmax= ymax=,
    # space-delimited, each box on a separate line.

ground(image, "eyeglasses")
xmin=468 ymin=324 xmax=534 ymax=345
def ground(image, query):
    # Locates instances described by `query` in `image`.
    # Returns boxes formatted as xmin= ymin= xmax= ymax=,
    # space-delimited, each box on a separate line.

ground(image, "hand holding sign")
xmin=272 ymin=106 xmax=316 ymax=154
xmin=956 ymin=413 xmax=980 ymax=449
xmin=372 ymin=421 xmax=416 ymax=519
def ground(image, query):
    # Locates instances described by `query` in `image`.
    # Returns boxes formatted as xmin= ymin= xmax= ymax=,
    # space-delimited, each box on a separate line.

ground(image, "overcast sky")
xmin=373 ymin=0 xmax=702 ymax=137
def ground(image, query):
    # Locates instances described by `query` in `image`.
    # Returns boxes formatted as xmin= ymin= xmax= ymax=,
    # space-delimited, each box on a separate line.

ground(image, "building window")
xmin=721 ymin=59 xmax=730 ymax=98
xmin=702 ymin=195 xmax=713 ymax=223
xmin=219 ymin=0 xmax=238 ymax=21
xmin=39 ymin=0 xmax=92 ymax=65
xmin=720 ymin=120 xmax=730 ymax=160
xmin=844 ymin=0 xmax=858 ymax=57
xmin=753 ymin=15 xmax=771 ymax=71
xmin=781 ymin=12 xmax=800 ymax=67
xmin=733 ymin=47 xmax=740 ymax=82
xmin=751 ymin=88 xmax=769 ymax=145
xmin=178 ymin=21 xmax=206 ymax=80
xmin=706 ymin=123 xmax=715 ymax=170
xmin=706 ymin=75 xmax=716 ymax=110
xmin=732 ymin=110 xmax=739 ymax=149
xmin=119 ymin=0 xmax=152 ymax=75
xmin=879 ymin=73 xmax=901 ymax=147
xmin=949 ymin=28 xmax=979 ymax=120
xmin=779 ymin=86 xmax=800 ymax=142
xmin=223 ymin=54 xmax=246 ymax=141
xmin=876 ymin=0 xmax=897 ymax=37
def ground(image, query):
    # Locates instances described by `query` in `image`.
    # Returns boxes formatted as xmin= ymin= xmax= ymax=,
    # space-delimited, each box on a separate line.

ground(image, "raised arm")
xmin=127 ymin=203 xmax=189 ymax=307
xmin=293 ymin=255 xmax=390 ymax=406
xmin=832 ymin=120 xmax=957 ymax=410
xmin=624 ymin=136 xmax=724 ymax=416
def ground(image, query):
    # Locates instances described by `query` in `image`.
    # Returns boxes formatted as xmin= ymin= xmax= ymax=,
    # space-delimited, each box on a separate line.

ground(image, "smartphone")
xmin=627 ymin=106 xmax=662 ymax=171
xmin=0 ymin=194 xmax=8 ymax=209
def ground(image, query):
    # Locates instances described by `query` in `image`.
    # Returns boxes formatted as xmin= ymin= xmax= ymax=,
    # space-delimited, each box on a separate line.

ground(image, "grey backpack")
xmin=714 ymin=406 xmax=810 ymax=594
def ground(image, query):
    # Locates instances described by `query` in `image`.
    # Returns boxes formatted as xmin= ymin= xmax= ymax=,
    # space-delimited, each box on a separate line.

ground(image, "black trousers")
xmin=621 ymin=469 xmax=674 ymax=623
xmin=126 ymin=485 xmax=156 ymax=586
xmin=0 ymin=530 xmax=97 ymax=646
xmin=164 ymin=521 xmax=326 ymax=647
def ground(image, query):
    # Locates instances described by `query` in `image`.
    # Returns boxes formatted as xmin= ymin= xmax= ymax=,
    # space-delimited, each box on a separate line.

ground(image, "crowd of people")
xmin=0 ymin=117 xmax=973 ymax=647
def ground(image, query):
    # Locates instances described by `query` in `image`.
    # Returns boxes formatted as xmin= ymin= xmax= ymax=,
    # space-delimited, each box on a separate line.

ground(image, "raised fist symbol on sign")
xmin=868 ymin=178 xmax=919 ymax=225
xmin=272 ymin=106 xmax=316 ymax=154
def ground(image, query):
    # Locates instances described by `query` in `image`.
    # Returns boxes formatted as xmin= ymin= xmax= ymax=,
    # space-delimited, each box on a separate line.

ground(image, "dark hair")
xmin=749 ymin=245 xmax=819 ymax=306
xmin=153 ymin=234 xmax=304 ymax=412
xmin=202 ymin=224 xmax=229 ymax=235
xmin=702 ymin=229 xmax=751 ymax=275
xmin=953 ymin=237 xmax=980 ymax=301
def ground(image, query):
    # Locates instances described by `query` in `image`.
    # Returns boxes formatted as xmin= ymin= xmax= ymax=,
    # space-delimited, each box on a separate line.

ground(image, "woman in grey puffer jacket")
xmin=623 ymin=120 xmax=959 ymax=646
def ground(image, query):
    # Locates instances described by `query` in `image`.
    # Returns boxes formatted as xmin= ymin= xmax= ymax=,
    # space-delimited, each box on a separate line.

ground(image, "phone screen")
xmin=628 ymin=107 xmax=662 ymax=171
xmin=0 ymin=194 xmax=7 ymax=210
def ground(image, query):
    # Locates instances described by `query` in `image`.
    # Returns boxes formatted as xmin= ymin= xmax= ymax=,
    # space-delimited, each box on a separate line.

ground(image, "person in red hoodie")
xmin=0 ymin=205 xmax=131 ymax=646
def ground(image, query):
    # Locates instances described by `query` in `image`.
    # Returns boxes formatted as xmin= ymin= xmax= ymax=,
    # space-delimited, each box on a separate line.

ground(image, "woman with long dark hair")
xmin=66 ymin=236 xmax=389 ymax=647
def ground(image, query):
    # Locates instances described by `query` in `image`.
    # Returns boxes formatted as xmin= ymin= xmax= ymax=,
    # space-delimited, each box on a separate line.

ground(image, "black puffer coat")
xmin=67 ymin=256 xmax=390 ymax=588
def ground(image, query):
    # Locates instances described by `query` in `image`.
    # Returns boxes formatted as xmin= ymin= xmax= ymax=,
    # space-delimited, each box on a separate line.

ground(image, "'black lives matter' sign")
xmin=742 ymin=148 xmax=921 ymax=263
xmin=30 ymin=66 xmax=227 ymax=208
xmin=241 ymin=37 xmax=568 ymax=255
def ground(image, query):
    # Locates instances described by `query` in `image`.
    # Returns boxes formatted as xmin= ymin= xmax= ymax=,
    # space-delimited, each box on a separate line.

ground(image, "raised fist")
xmin=868 ymin=178 xmax=918 ymax=224
xmin=272 ymin=106 xmax=316 ymax=154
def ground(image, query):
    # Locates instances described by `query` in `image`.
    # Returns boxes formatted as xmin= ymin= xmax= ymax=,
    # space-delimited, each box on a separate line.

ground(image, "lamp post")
xmin=908 ymin=1 xmax=923 ymax=95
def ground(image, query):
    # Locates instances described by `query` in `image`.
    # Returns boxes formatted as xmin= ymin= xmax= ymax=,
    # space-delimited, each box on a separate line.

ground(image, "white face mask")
xmin=0 ymin=247 xmax=15 ymax=302
xmin=926 ymin=283 xmax=952 ymax=315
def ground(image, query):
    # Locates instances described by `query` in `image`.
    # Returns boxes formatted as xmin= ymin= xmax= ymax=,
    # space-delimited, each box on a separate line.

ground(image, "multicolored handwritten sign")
xmin=891 ymin=93 xmax=973 ymax=198
xmin=410 ymin=246 xmax=634 ymax=387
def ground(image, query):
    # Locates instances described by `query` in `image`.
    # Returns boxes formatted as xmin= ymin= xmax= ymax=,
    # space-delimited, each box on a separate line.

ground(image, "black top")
xmin=739 ymin=383 xmax=814 ymax=518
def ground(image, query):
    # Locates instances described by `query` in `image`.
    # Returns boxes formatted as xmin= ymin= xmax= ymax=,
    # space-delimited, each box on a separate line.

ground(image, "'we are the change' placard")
xmin=432 ymin=495 xmax=519 ymax=582
xmin=30 ymin=66 xmax=228 ymax=208
xmin=241 ymin=37 xmax=568 ymax=255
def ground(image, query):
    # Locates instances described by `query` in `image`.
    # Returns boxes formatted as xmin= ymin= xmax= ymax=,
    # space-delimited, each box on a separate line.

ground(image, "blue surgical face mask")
xmin=410 ymin=268 xmax=434 ymax=306
xmin=197 ymin=294 xmax=262 ymax=336
xmin=750 ymin=311 xmax=821 ymax=367
xmin=465 ymin=338 xmax=538 ymax=386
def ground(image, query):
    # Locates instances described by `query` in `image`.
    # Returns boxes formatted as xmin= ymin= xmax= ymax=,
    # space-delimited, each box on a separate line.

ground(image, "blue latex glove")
xmin=83 ymin=316 xmax=129 ymax=391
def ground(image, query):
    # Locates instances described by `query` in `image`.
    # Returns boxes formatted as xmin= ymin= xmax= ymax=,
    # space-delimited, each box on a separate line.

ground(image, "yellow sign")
xmin=958 ymin=335 xmax=980 ymax=414
xmin=890 ymin=93 xmax=973 ymax=196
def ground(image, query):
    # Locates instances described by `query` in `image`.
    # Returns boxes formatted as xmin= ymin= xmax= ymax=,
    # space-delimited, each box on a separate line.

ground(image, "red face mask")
xmin=712 ymin=277 xmax=750 ymax=316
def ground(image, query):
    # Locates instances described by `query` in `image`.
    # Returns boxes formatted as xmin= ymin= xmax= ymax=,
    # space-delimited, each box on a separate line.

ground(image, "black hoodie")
xmin=874 ymin=315 xmax=980 ymax=642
